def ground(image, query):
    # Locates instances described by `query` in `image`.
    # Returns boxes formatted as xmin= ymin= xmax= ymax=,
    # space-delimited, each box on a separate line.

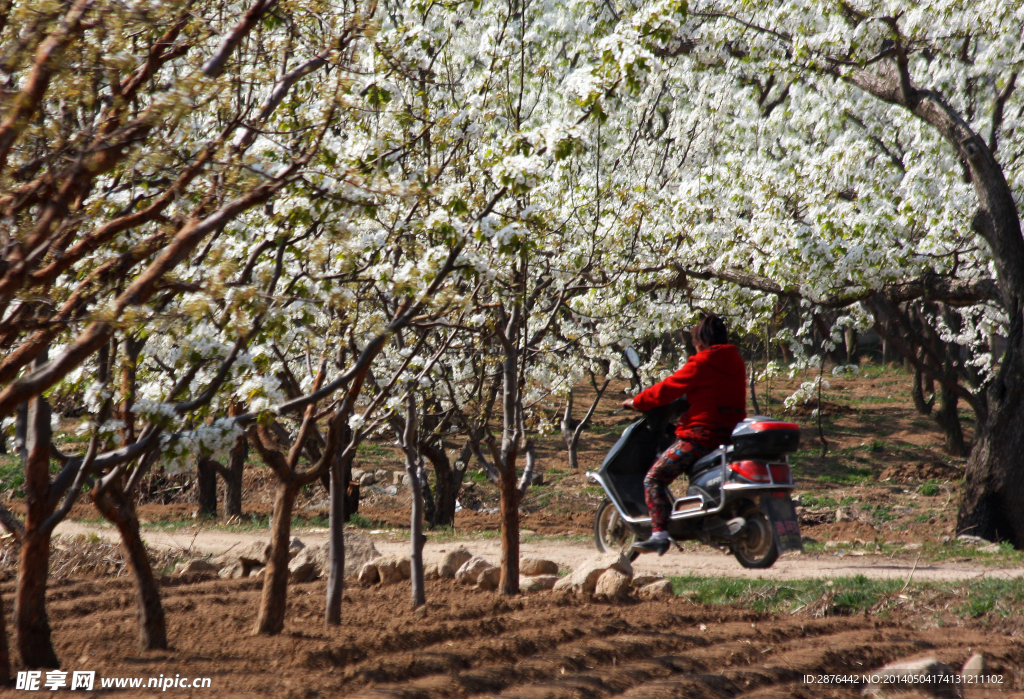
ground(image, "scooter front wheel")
xmin=594 ymin=499 xmax=636 ymax=553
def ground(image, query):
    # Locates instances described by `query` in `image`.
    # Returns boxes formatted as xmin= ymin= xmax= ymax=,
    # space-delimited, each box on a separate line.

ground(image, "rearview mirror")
xmin=624 ymin=347 xmax=641 ymax=370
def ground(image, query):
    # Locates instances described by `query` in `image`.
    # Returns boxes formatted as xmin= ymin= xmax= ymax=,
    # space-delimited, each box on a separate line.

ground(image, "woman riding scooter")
xmin=622 ymin=315 xmax=747 ymax=555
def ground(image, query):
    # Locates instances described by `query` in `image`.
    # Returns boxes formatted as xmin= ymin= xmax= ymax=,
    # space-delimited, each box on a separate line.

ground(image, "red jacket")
xmin=632 ymin=344 xmax=747 ymax=445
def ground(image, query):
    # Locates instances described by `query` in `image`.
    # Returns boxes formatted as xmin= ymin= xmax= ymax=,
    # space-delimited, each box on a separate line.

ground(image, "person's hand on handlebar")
xmin=621 ymin=398 xmax=636 ymax=411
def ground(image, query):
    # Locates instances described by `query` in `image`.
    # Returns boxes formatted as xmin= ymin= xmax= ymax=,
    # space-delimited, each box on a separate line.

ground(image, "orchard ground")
xmin=3 ymin=362 xmax=1024 ymax=696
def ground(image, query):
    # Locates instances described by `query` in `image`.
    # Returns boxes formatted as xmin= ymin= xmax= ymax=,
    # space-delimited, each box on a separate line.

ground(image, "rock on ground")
xmin=638 ymin=580 xmax=673 ymax=599
xmin=217 ymin=558 xmax=257 ymax=579
xmin=455 ymin=556 xmax=493 ymax=585
xmin=357 ymin=560 xmax=380 ymax=586
xmin=595 ymin=568 xmax=631 ymax=597
xmin=632 ymin=574 xmax=666 ymax=588
xmin=961 ymin=653 xmax=985 ymax=677
xmin=520 ymin=557 xmax=559 ymax=576
xmin=359 ymin=555 xmax=412 ymax=586
xmin=236 ymin=540 xmax=270 ymax=567
xmin=520 ymin=575 xmax=558 ymax=592
xmin=439 ymin=548 xmax=474 ymax=578
xmin=862 ymin=657 xmax=962 ymax=699
xmin=288 ymin=537 xmax=305 ymax=561
xmin=304 ymin=532 xmax=381 ymax=578
xmin=553 ymin=553 xmax=632 ymax=595
xmin=174 ymin=559 xmax=219 ymax=576
xmin=477 ymin=566 xmax=501 ymax=591
xmin=288 ymin=547 xmax=318 ymax=583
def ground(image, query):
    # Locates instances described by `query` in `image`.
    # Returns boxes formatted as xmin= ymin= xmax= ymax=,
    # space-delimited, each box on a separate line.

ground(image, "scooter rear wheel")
xmin=594 ymin=499 xmax=636 ymax=553
xmin=731 ymin=505 xmax=779 ymax=569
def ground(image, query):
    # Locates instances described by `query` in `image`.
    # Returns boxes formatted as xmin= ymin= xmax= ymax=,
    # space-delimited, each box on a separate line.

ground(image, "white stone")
xmin=358 ymin=560 xmax=379 ymax=586
xmin=439 ymin=548 xmax=474 ymax=578
xmin=553 ymin=553 xmax=632 ymax=595
xmin=520 ymin=575 xmax=558 ymax=592
xmin=632 ymin=574 xmax=666 ymax=588
xmin=288 ymin=547 xmax=318 ymax=583
xmin=961 ymin=653 xmax=985 ymax=677
xmin=595 ymin=568 xmax=631 ymax=597
xmin=520 ymin=557 xmax=559 ymax=576
xmin=638 ymin=580 xmax=674 ymax=599
xmin=477 ymin=566 xmax=500 ymax=590
xmin=455 ymin=556 xmax=493 ymax=585
xmin=174 ymin=559 xmax=218 ymax=576
xmin=237 ymin=540 xmax=270 ymax=566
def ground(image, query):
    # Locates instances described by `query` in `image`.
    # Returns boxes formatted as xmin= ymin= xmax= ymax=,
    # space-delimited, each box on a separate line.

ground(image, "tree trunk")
xmin=0 ymin=591 xmax=10 ymax=684
xmin=13 ymin=402 xmax=27 ymax=462
xmin=407 ymin=467 xmax=426 ymax=608
xmin=223 ymin=430 xmax=247 ymax=519
xmin=844 ymin=328 xmax=858 ymax=364
xmin=16 ymin=392 xmax=58 ymax=669
xmin=196 ymin=457 xmax=218 ymax=518
xmin=15 ymin=530 xmax=57 ymax=668
xmin=254 ymin=481 xmax=298 ymax=635
xmin=957 ymin=323 xmax=1024 ymax=544
xmin=934 ymin=382 xmax=966 ymax=457
xmin=420 ymin=440 xmax=463 ymax=528
xmin=911 ymin=368 xmax=935 ymax=416
xmin=560 ymin=391 xmax=579 ymax=470
xmin=497 ymin=467 xmax=520 ymax=595
xmin=325 ymin=451 xmax=346 ymax=626
xmin=94 ymin=483 xmax=167 ymax=650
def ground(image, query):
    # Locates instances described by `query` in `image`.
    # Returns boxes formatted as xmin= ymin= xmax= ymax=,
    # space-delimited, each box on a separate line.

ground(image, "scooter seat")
xmin=689 ymin=449 xmax=723 ymax=476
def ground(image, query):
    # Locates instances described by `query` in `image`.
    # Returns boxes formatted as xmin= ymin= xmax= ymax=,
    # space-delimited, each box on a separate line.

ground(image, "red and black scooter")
xmin=587 ymin=398 xmax=803 ymax=567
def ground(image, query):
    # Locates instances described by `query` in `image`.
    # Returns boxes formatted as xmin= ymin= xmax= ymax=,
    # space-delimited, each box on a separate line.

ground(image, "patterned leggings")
xmin=644 ymin=438 xmax=715 ymax=532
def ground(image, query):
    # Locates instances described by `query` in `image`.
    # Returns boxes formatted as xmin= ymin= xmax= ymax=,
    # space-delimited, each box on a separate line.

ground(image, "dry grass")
xmin=0 ymin=534 xmax=181 ymax=582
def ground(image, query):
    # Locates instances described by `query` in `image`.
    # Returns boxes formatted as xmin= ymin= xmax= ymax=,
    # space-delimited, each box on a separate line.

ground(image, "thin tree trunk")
xmin=560 ymin=391 xmax=578 ymax=470
xmin=420 ymin=440 xmax=460 ymax=527
xmin=935 ymin=383 xmax=966 ymax=457
xmin=497 ymin=468 xmax=520 ymax=595
xmin=565 ymin=378 xmax=609 ymax=470
xmin=13 ymin=402 xmax=27 ymax=462
xmin=196 ymin=457 xmax=218 ymax=517
xmin=0 ymin=591 xmax=10 ymax=684
xmin=911 ymin=367 xmax=935 ymax=416
xmin=15 ymin=530 xmax=57 ymax=668
xmin=223 ymin=403 xmax=247 ymax=519
xmin=408 ymin=469 xmax=426 ymax=607
xmin=254 ymin=481 xmax=298 ymax=635
xmin=94 ymin=483 xmax=167 ymax=650
xmin=749 ymin=363 xmax=762 ymax=415
xmin=325 ymin=450 xmax=346 ymax=626
xmin=15 ymin=391 xmax=58 ymax=669
xmin=222 ymin=438 xmax=246 ymax=519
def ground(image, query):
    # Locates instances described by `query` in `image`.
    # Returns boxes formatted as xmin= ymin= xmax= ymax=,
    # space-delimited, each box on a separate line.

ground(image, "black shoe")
xmin=631 ymin=537 xmax=671 ymax=556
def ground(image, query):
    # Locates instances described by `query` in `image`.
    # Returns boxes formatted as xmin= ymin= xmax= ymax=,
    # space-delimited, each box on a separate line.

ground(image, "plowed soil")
xmin=4 ymin=576 xmax=1021 ymax=698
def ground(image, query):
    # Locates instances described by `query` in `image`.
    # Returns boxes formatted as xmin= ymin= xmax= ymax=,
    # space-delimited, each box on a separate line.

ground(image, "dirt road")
xmin=55 ymin=520 xmax=1024 ymax=582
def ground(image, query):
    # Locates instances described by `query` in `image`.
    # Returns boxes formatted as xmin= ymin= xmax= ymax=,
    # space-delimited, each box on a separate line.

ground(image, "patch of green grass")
xmin=0 ymin=454 xmax=25 ymax=497
xmin=357 ymin=442 xmax=390 ymax=457
xmin=347 ymin=512 xmax=377 ymax=529
xmin=671 ymin=573 xmax=901 ymax=615
xmin=668 ymin=573 xmax=1024 ymax=619
xmin=918 ymin=483 xmax=940 ymax=497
